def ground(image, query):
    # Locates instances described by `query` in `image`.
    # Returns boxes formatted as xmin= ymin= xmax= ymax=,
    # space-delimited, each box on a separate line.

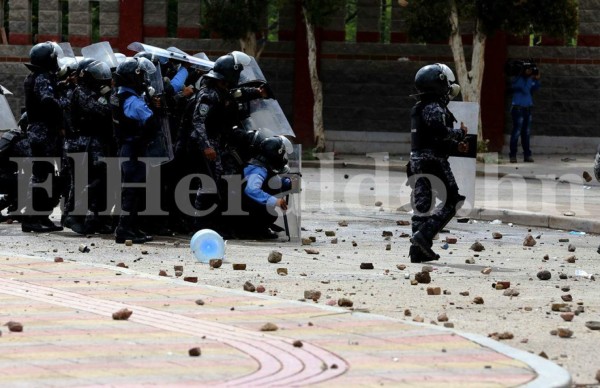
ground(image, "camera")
xmin=504 ymin=59 xmax=538 ymax=77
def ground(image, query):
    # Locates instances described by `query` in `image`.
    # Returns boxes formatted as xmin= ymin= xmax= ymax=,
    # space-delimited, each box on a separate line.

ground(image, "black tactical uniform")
xmin=408 ymin=63 xmax=467 ymax=263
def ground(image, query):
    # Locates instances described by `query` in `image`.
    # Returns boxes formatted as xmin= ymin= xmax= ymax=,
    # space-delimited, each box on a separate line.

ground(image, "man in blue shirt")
xmin=239 ymin=136 xmax=292 ymax=240
xmin=509 ymin=63 xmax=540 ymax=163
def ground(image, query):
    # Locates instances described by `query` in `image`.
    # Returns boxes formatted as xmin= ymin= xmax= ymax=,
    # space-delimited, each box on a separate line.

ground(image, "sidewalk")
xmin=304 ymin=153 xmax=600 ymax=234
xmin=0 ymin=254 xmax=570 ymax=387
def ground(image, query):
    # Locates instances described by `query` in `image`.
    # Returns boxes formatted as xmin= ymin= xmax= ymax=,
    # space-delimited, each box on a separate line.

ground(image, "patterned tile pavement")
xmin=0 ymin=255 xmax=570 ymax=387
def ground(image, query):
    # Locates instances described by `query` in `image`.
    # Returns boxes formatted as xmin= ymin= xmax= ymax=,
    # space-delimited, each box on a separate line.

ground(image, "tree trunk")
xmin=448 ymin=0 xmax=487 ymax=141
xmin=239 ymin=31 xmax=265 ymax=60
xmin=302 ymin=5 xmax=325 ymax=152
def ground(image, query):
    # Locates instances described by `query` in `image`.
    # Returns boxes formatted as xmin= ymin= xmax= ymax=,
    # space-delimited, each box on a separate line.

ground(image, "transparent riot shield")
xmin=237 ymin=57 xmax=295 ymax=138
xmin=0 ymin=87 xmax=18 ymax=132
xmin=272 ymin=143 xmax=302 ymax=241
xmin=447 ymin=101 xmax=479 ymax=215
xmin=145 ymin=64 xmax=174 ymax=166
xmin=127 ymin=42 xmax=213 ymax=71
xmin=81 ymin=42 xmax=119 ymax=69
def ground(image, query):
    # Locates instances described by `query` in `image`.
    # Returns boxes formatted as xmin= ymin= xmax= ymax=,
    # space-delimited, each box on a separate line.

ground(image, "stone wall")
xmin=1 ymin=0 xmax=600 ymax=155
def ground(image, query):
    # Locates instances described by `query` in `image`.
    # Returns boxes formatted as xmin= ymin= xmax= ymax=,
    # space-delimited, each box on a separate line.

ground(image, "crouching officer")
xmin=110 ymin=57 xmax=161 ymax=244
xmin=237 ymin=136 xmax=292 ymax=240
xmin=407 ymin=63 xmax=469 ymax=263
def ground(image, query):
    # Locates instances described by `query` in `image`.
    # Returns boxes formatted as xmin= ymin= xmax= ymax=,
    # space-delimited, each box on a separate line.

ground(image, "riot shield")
xmin=0 ymin=86 xmax=18 ymax=132
xmin=145 ymin=63 xmax=174 ymax=166
xmin=127 ymin=42 xmax=213 ymax=71
xmin=272 ymin=142 xmax=302 ymax=241
xmin=237 ymin=57 xmax=295 ymax=138
xmin=81 ymin=42 xmax=119 ymax=69
xmin=447 ymin=101 xmax=479 ymax=215
xmin=114 ymin=53 xmax=127 ymax=64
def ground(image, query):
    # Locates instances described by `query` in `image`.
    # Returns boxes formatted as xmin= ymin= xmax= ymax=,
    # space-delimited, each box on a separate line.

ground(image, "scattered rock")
xmin=209 ymin=259 xmax=222 ymax=268
xmin=459 ymin=291 xmax=470 ymax=296
xmin=564 ymin=255 xmax=576 ymax=264
xmin=54 ymin=257 xmax=64 ymax=263
xmin=585 ymin=321 xmax=600 ymax=330
xmin=338 ymin=298 xmax=353 ymax=307
xmin=174 ymin=265 xmax=184 ymax=271
xmin=443 ymin=322 xmax=454 ymax=328
xmin=256 ymin=285 xmax=266 ymax=293
xmin=277 ymin=268 xmax=288 ymax=276
xmin=470 ymin=241 xmax=485 ymax=252
xmin=188 ymin=347 xmax=201 ymax=357
xmin=465 ymin=257 xmax=476 ymax=264
xmin=489 ymin=332 xmax=513 ymax=340
xmin=301 ymin=238 xmax=312 ymax=245
xmin=560 ymin=312 xmax=574 ymax=322
xmin=410 ymin=279 xmax=418 ymax=285
xmin=557 ymin=327 xmax=573 ymax=338
xmin=397 ymin=264 xmax=406 ymax=270
xmin=360 ymin=263 xmax=374 ymax=270
xmin=112 ymin=308 xmax=133 ymax=320
xmin=583 ymin=171 xmax=593 ymax=182
xmin=492 ymin=232 xmax=503 ymax=239
xmin=338 ymin=220 xmax=348 ymax=227
xmin=124 ymin=240 xmax=133 ymax=246
xmin=293 ymin=340 xmax=303 ymax=348
xmin=396 ymin=220 xmax=410 ymax=226
xmin=330 ymin=238 xmax=338 ymax=244
xmin=497 ymin=281 xmax=511 ymax=289
xmin=268 ymin=251 xmax=283 ymax=263
xmin=183 ymin=277 xmax=198 ymax=283
xmin=567 ymin=244 xmax=576 ymax=252
xmin=596 ymin=369 xmax=600 ymax=383
xmin=561 ymin=294 xmax=573 ymax=302
xmin=537 ymin=270 xmax=551 ymax=280
xmin=413 ymin=316 xmax=424 ymax=323
xmin=457 ymin=217 xmax=470 ymax=223
xmin=304 ymin=290 xmax=321 ymax=301
xmin=415 ymin=271 xmax=431 ymax=284
xmin=427 ymin=287 xmax=441 ymax=295
xmin=5 ymin=321 xmax=23 ymax=332
xmin=158 ymin=270 xmax=168 ymax=276
xmin=195 ymin=299 xmax=205 ymax=306
xmin=421 ymin=265 xmax=434 ymax=273
xmin=78 ymin=244 xmax=90 ymax=253
xmin=503 ymin=289 xmax=520 ymax=297
xmin=404 ymin=309 xmax=411 ymax=316
xmin=437 ymin=313 xmax=449 ymax=322
xmin=375 ymin=201 xmax=383 ymax=206
xmin=382 ymin=230 xmax=393 ymax=237
xmin=523 ymin=234 xmax=537 ymax=247
xmin=116 ymin=262 xmax=128 ymax=268
xmin=325 ymin=231 xmax=336 ymax=237
xmin=559 ymin=273 xmax=568 ymax=280
xmin=481 ymin=267 xmax=492 ymax=275
xmin=304 ymin=248 xmax=319 ymax=255
xmin=232 ymin=263 xmax=247 ymax=270
xmin=175 ymin=271 xmax=183 ymax=277
xmin=260 ymin=323 xmax=278 ymax=332
xmin=473 ymin=297 xmax=484 ymax=304
xmin=244 ymin=281 xmax=256 ymax=292
xmin=539 ymin=351 xmax=548 ymax=359
xmin=551 ymin=303 xmax=568 ymax=312
xmin=445 ymin=236 xmax=457 ymax=244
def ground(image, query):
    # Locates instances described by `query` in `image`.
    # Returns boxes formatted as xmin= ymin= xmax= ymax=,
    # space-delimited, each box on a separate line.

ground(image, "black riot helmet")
xmin=76 ymin=58 xmax=97 ymax=79
xmin=28 ymin=41 xmax=63 ymax=73
xmin=414 ymin=63 xmax=461 ymax=100
xmin=114 ymin=57 xmax=156 ymax=93
xmin=205 ymin=51 xmax=252 ymax=88
xmin=79 ymin=60 xmax=112 ymax=91
xmin=257 ymin=136 xmax=293 ymax=174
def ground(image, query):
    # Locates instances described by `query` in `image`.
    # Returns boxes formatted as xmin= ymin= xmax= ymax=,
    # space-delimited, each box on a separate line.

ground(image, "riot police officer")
xmin=22 ymin=42 xmax=70 ymax=232
xmin=238 ymin=136 xmax=292 ymax=239
xmin=189 ymin=52 xmax=266 ymax=234
xmin=62 ymin=60 xmax=114 ymax=234
xmin=407 ymin=63 xmax=469 ymax=263
xmin=110 ymin=57 xmax=161 ymax=244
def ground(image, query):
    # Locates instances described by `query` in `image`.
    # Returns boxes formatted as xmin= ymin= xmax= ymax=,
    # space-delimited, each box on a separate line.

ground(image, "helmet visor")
xmin=87 ymin=61 xmax=113 ymax=81
xmin=136 ymin=57 xmax=157 ymax=75
xmin=231 ymin=51 xmax=252 ymax=67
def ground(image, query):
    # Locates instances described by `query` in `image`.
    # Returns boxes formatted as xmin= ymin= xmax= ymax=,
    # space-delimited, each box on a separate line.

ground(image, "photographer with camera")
xmin=507 ymin=59 xmax=540 ymax=163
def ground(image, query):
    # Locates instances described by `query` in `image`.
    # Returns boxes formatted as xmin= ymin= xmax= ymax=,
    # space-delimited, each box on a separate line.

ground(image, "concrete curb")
xmin=303 ymin=160 xmax=600 ymax=234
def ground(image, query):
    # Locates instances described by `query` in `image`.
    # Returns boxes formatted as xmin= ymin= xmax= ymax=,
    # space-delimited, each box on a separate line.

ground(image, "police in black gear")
xmin=238 ymin=136 xmax=292 ymax=240
xmin=407 ymin=63 xmax=468 ymax=263
xmin=189 ymin=52 xmax=265 ymax=236
xmin=62 ymin=60 xmax=114 ymax=234
xmin=22 ymin=41 xmax=70 ymax=233
xmin=110 ymin=57 xmax=161 ymax=244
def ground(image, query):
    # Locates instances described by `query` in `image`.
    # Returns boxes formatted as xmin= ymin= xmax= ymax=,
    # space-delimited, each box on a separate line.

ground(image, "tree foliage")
xmin=403 ymin=0 xmax=578 ymax=43
xmin=300 ymin=0 xmax=345 ymax=27
xmin=201 ymin=0 xmax=268 ymax=42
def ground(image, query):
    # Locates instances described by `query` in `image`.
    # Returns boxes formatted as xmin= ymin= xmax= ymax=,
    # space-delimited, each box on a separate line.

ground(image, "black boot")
xmin=21 ymin=216 xmax=55 ymax=233
xmin=409 ymin=245 xmax=438 ymax=263
xmin=39 ymin=216 xmax=64 ymax=232
xmin=115 ymin=216 xmax=146 ymax=244
xmin=63 ymin=215 xmax=86 ymax=234
xmin=84 ymin=212 xmax=113 ymax=234
xmin=410 ymin=231 xmax=440 ymax=261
